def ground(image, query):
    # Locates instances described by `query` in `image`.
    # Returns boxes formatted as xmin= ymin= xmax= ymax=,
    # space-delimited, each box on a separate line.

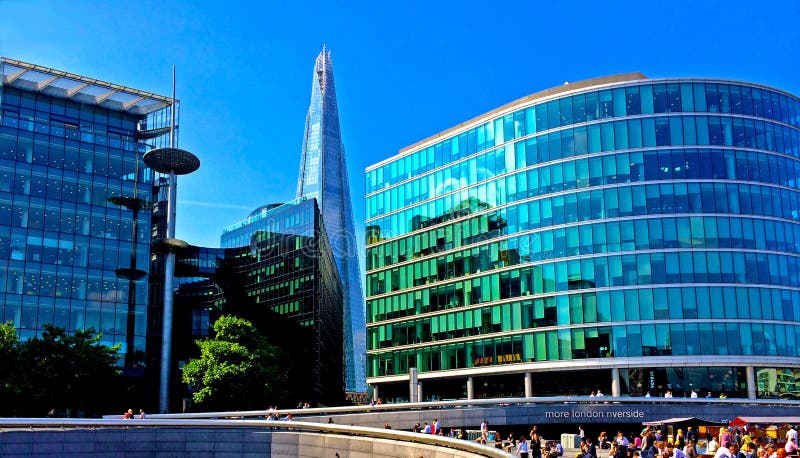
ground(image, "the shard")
xmin=297 ymin=46 xmax=366 ymax=392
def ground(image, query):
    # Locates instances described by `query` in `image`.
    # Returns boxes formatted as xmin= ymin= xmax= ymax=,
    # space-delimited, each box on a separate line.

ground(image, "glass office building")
xmin=365 ymin=73 xmax=800 ymax=401
xmin=164 ymin=197 xmax=346 ymax=405
xmin=297 ymin=47 xmax=366 ymax=392
xmin=0 ymin=57 xmax=173 ymax=371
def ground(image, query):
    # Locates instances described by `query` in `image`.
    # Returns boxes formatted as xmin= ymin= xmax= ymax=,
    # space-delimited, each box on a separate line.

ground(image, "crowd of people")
xmin=575 ymin=424 xmax=799 ymax=458
xmin=640 ymin=390 xmax=728 ymax=399
xmin=403 ymin=418 xmax=798 ymax=458
xmin=471 ymin=423 xmax=566 ymax=457
xmin=404 ymin=418 xmax=566 ymax=458
xmin=265 ymin=411 xmax=293 ymax=421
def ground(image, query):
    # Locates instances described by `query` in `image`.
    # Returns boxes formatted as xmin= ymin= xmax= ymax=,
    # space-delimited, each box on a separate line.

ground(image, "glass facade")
xmin=296 ymin=47 xmax=366 ymax=392
xmin=166 ymin=197 xmax=346 ymax=405
xmin=0 ymin=59 xmax=171 ymax=373
xmin=365 ymin=75 xmax=800 ymax=401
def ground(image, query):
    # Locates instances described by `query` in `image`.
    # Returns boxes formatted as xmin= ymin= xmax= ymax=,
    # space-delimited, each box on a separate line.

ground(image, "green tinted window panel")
xmin=627 ymin=325 xmax=643 ymax=357
xmin=546 ymin=331 xmax=559 ymax=360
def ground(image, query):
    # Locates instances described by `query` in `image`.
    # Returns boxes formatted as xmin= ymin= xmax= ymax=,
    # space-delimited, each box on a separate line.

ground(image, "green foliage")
xmin=24 ymin=324 xmax=121 ymax=409
xmin=0 ymin=322 xmax=122 ymax=417
xmin=182 ymin=315 xmax=287 ymax=410
xmin=0 ymin=321 xmax=19 ymax=351
xmin=0 ymin=321 xmax=22 ymax=405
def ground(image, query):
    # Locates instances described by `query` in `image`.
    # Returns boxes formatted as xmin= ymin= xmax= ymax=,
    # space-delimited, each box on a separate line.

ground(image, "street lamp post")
xmin=143 ymin=67 xmax=200 ymax=413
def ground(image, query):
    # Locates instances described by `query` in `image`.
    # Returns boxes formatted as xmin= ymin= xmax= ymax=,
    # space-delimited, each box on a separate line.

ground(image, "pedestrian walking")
xmin=518 ymin=436 xmax=530 ymax=458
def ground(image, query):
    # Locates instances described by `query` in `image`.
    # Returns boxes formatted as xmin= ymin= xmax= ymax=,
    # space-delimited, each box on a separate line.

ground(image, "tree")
xmin=182 ymin=315 xmax=287 ymax=410
xmin=0 ymin=321 xmax=22 ymax=414
xmin=21 ymin=324 xmax=121 ymax=416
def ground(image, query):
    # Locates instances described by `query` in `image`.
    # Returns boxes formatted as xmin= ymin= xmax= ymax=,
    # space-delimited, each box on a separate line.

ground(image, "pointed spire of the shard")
xmin=315 ymin=44 xmax=328 ymax=93
xmin=297 ymin=46 xmax=366 ymax=393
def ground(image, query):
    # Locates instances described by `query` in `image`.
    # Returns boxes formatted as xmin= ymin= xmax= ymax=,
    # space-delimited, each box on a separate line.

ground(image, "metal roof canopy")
xmin=643 ymin=417 xmax=728 ymax=426
xmin=729 ymin=417 xmax=800 ymax=427
xmin=1 ymin=57 xmax=173 ymax=116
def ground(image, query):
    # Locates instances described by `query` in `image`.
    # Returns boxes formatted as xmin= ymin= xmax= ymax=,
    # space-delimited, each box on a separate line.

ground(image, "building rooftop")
xmin=221 ymin=197 xmax=310 ymax=235
xmin=367 ymin=72 xmax=800 ymax=172
xmin=1 ymin=57 xmax=173 ymax=115
xmin=398 ymin=72 xmax=648 ymax=156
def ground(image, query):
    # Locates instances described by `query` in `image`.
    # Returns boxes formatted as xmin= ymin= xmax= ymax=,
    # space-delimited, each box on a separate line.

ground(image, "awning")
xmin=730 ymin=417 xmax=800 ymax=427
xmin=643 ymin=417 xmax=728 ymax=426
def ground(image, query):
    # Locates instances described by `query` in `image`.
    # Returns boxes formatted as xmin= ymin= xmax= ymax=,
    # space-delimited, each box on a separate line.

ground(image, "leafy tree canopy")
xmin=0 ymin=321 xmax=22 ymax=403
xmin=182 ymin=315 xmax=287 ymax=411
xmin=23 ymin=324 xmax=121 ymax=413
xmin=0 ymin=320 xmax=19 ymax=353
xmin=0 ymin=322 xmax=122 ymax=417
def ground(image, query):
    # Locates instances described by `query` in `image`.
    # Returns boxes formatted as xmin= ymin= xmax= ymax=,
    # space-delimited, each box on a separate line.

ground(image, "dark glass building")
xmin=167 ymin=198 xmax=345 ymax=405
xmin=366 ymin=73 xmax=800 ymax=401
xmin=0 ymin=57 xmax=173 ymax=372
xmin=296 ymin=47 xmax=366 ymax=392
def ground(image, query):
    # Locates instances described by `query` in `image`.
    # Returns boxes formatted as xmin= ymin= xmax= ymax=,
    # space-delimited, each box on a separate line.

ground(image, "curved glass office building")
xmin=365 ymin=73 xmax=800 ymax=401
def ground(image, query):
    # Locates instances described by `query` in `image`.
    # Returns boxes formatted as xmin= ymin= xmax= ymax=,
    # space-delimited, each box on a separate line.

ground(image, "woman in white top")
xmin=708 ymin=437 xmax=719 ymax=454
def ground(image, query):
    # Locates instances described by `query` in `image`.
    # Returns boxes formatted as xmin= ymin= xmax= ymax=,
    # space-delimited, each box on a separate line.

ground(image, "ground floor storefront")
xmin=370 ymin=365 xmax=800 ymax=403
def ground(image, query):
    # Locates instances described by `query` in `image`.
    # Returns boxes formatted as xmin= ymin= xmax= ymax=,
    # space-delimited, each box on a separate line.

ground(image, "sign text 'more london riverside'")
xmin=545 ymin=407 xmax=645 ymax=420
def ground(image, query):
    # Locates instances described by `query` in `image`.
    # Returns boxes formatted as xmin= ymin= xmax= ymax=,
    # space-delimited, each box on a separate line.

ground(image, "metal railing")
xmin=117 ymin=396 xmax=800 ymax=420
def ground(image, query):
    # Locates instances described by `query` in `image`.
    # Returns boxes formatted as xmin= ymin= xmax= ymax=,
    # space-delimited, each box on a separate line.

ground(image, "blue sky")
xmin=2 ymin=0 xmax=799 ymax=248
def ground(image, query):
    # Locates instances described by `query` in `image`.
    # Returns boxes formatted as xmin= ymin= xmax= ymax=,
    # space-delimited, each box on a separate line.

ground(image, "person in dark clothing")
xmin=599 ymin=432 xmax=611 ymax=450
xmin=675 ymin=429 xmax=686 ymax=450
xmin=530 ymin=431 xmax=542 ymax=458
xmin=615 ymin=431 xmax=630 ymax=458
xmin=645 ymin=440 xmax=659 ymax=458
xmin=587 ymin=439 xmax=598 ymax=458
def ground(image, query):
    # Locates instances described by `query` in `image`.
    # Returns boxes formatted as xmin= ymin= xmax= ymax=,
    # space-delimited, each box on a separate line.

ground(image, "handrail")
xmin=0 ymin=419 xmax=511 ymax=458
xmin=123 ymin=396 xmax=800 ymax=420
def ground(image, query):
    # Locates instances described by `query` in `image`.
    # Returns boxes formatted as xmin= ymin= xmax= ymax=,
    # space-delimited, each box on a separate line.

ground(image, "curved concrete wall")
xmin=0 ymin=421 xmax=510 ymax=458
xmin=272 ymin=431 xmax=498 ymax=458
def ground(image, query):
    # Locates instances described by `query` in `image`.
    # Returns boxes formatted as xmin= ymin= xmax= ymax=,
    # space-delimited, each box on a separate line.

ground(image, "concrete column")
xmin=611 ymin=368 xmax=621 ymax=397
xmin=372 ymin=384 xmax=379 ymax=403
xmin=525 ymin=372 xmax=533 ymax=398
xmin=417 ymin=382 xmax=423 ymax=403
xmin=746 ymin=366 xmax=757 ymax=399
xmin=409 ymin=368 xmax=418 ymax=403
xmin=467 ymin=377 xmax=474 ymax=400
